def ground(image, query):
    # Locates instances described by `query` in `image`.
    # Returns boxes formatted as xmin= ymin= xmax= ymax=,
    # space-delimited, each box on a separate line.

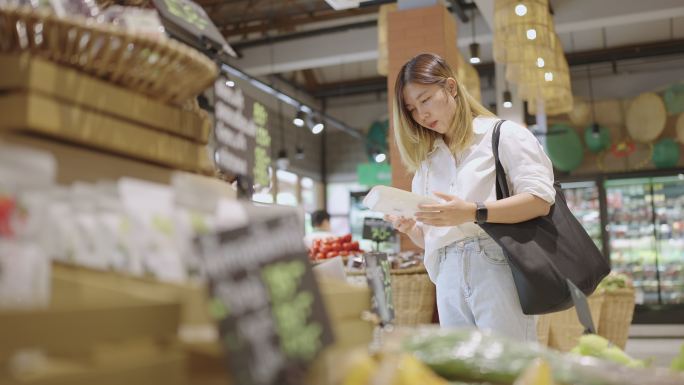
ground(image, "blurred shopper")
xmin=385 ymin=53 xmax=555 ymax=342
xmin=303 ymin=209 xmax=335 ymax=248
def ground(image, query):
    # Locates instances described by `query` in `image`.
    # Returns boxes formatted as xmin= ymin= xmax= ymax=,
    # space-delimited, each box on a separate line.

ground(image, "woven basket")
xmin=543 ymin=294 xmax=604 ymax=352
xmin=0 ymin=5 xmax=217 ymax=105
xmin=347 ymin=265 xmax=435 ymax=326
xmin=596 ymin=288 xmax=635 ymax=350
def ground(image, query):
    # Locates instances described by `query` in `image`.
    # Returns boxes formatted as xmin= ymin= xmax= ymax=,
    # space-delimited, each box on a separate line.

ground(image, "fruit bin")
xmin=347 ymin=265 xmax=435 ymax=326
xmin=537 ymin=294 xmax=605 ymax=352
xmin=597 ymin=288 xmax=636 ymax=350
xmin=0 ymin=263 xmax=186 ymax=385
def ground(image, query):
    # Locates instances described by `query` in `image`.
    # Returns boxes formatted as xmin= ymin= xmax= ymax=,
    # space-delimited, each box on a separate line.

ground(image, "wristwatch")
xmin=475 ymin=201 xmax=488 ymax=225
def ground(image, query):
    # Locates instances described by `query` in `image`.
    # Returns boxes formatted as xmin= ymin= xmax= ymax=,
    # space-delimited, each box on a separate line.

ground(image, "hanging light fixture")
xmin=293 ymin=109 xmax=305 ymax=127
xmin=372 ymin=148 xmax=386 ymax=163
xmin=277 ymin=101 xmax=290 ymax=170
xmin=469 ymin=8 xmax=481 ymax=64
xmin=503 ymin=90 xmax=513 ymax=109
xmin=295 ymin=145 xmax=305 ymax=160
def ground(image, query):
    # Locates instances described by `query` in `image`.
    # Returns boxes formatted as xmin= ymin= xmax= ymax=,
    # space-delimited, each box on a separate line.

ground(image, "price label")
xmin=362 ymin=217 xmax=395 ymax=243
xmin=364 ymin=252 xmax=394 ymax=325
xmin=197 ymin=213 xmax=333 ymax=385
xmin=213 ymin=77 xmax=271 ymax=188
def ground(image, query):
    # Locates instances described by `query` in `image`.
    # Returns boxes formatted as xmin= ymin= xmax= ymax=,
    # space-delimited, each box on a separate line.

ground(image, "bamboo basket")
xmin=542 ymin=294 xmax=605 ymax=352
xmin=596 ymin=288 xmax=635 ymax=350
xmin=0 ymin=5 xmax=217 ymax=105
xmin=347 ymin=265 xmax=435 ymax=326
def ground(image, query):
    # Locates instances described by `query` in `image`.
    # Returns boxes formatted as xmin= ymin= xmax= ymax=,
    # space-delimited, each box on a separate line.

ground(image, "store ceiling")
xmin=207 ymin=0 xmax=684 ymax=105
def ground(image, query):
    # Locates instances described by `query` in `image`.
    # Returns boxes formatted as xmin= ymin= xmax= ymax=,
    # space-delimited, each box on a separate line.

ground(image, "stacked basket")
xmin=347 ymin=265 xmax=435 ymax=326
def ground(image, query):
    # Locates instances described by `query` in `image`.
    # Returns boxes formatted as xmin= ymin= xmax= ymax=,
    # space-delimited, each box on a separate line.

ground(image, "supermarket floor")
xmin=625 ymin=325 xmax=684 ymax=367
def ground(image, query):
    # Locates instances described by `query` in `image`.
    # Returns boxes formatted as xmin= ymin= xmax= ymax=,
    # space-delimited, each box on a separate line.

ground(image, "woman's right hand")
xmin=384 ymin=214 xmax=416 ymax=234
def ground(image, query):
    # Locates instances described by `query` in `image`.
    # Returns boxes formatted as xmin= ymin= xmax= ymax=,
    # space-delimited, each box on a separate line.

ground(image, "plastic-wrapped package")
xmin=98 ymin=5 xmax=164 ymax=37
xmin=400 ymin=327 xmax=684 ymax=385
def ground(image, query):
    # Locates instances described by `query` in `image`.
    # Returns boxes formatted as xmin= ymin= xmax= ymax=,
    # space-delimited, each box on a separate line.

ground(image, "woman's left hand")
xmin=416 ymin=192 xmax=476 ymax=227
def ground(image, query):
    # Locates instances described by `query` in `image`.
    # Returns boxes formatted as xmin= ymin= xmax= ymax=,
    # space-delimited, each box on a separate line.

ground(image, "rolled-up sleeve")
xmin=498 ymin=121 xmax=556 ymax=204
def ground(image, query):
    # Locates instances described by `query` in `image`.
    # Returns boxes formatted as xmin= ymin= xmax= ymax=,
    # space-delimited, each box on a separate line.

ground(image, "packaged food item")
xmin=363 ymin=185 xmax=438 ymax=218
xmin=98 ymin=5 xmax=165 ymax=37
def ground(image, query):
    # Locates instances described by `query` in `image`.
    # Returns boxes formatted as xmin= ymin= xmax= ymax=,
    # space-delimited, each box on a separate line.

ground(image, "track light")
xmin=311 ymin=120 xmax=325 ymax=134
xmin=225 ymin=79 xmax=235 ymax=87
xmin=503 ymin=90 xmax=513 ymax=109
xmin=276 ymin=148 xmax=289 ymax=170
xmin=293 ymin=110 xmax=305 ymax=127
xmin=515 ymin=4 xmax=527 ymax=16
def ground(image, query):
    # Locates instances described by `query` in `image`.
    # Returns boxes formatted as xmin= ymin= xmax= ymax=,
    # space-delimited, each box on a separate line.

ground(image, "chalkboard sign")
xmin=152 ymin=0 xmax=236 ymax=57
xmin=213 ymin=77 xmax=271 ymax=188
xmin=362 ymin=217 xmax=395 ymax=243
xmin=364 ymin=252 xmax=394 ymax=326
xmin=197 ymin=213 xmax=333 ymax=385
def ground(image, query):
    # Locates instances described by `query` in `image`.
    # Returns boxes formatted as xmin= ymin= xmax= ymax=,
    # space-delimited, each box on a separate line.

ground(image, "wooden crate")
xmin=0 ymin=263 xmax=186 ymax=385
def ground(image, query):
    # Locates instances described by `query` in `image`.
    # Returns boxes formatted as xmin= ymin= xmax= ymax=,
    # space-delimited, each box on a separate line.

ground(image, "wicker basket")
xmin=347 ymin=265 xmax=435 ymax=326
xmin=596 ymin=288 xmax=636 ymax=349
xmin=0 ymin=5 xmax=218 ymax=105
xmin=543 ymin=294 xmax=605 ymax=352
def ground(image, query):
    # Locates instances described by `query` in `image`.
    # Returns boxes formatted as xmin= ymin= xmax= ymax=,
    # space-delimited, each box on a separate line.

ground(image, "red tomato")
xmin=326 ymin=251 xmax=337 ymax=259
xmin=341 ymin=234 xmax=352 ymax=243
xmin=321 ymin=246 xmax=331 ymax=254
xmin=330 ymin=242 xmax=341 ymax=251
xmin=350 ymin=241 xmax=360 ymax=251
xmin=341 ymin=242 xmax=352 ymax=251
xmin=311 ymin=247 xmax=319 ymax=255
xmin=316 ymin=252 xmax=325 ymax=260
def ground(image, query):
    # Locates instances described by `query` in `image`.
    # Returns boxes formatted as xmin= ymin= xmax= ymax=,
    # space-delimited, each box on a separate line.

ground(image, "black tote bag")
xmin=479 ymin=120 xmax=611 ymax=315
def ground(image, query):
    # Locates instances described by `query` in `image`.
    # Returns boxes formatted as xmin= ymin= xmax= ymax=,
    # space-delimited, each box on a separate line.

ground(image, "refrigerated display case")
xmin=652 ymin=176 xmax=684 ymax=305
xmin=605 ymin=178 xmax=659 ymax=305
xmin=561 ymin=181 xmax=603 ymax=251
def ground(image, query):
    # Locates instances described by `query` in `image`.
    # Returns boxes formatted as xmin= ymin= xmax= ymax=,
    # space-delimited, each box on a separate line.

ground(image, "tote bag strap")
xmin=492 ymin=119 xmax=511 ymax=200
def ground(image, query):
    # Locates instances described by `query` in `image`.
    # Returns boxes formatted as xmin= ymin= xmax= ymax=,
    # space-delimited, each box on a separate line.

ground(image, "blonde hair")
xmin=393 ymin=53 xmax=494 ymax=172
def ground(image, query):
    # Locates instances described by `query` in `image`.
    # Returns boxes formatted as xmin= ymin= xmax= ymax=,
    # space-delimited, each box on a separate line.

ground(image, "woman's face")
xmin=402 ymin=78 xmax=457 ymax=135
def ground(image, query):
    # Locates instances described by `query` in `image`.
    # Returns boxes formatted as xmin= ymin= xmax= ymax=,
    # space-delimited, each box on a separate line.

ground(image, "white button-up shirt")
xmin=412 ymin=116 xmax=556 ymax=282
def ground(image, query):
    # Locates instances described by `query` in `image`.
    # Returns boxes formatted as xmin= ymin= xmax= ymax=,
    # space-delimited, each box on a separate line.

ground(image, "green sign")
xmin=357 ymin=162 xmax=391 ymax=186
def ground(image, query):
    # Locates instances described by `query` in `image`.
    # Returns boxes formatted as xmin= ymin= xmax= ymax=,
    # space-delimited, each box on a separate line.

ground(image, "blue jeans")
xmin=435 ymin=235 xmax=537 ymax=343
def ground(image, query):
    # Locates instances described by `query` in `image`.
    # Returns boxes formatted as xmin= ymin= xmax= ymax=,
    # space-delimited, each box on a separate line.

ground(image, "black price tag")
xmin=364 ymin=252 xmax=394 ymax=325
xmin=362 ymin=217 xmax=395 ymax=243
xmin=152 ymin=0 xmax=236 ymax=57
xmin=197 ymin=213 xmax=334 ymax=385
xmin=213 ymin=77 xmax=271 ymax=188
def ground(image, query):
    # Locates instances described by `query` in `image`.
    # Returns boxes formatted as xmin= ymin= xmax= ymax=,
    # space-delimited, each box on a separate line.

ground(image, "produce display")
xmin=569 ymin=334 xmax=646 ymax=368
xmin=308 ymin=234 xmax=364 ymax=261
xmin=400 ymin=327 xmax=684 ymax=385
xmin=596 ymin=273 xmax=633 ymax=293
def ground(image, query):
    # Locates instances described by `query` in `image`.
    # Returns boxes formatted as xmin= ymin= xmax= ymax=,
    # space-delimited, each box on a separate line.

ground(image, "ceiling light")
xmin=536 ymin=57 xmax=545 ymax=68
xmin=469 ymin=43 xmax=481 ymax=64
xmin=293 ymin=110 xmax=305 ymax=127
xmin=526 ymin=29 xmax=536 ymax=40
xmin=295 ymin=145 xmax=305 ymax=160
xmin=503 ymin=90 xmax=513 ymax=109
xmin=276 ymin=148 xmax=289 ymax=170
xmin=515 ymin=4 xmax=527 ymax=16
xmin=311 ymin=120 xmax=325 ymax=134
xmin=544 ymin=72 xmax=553 ymax=82
xmin=374 ymin=152 xmax=386 ymax=163
xmin=225 ymin=79 xmax=235 ymax=87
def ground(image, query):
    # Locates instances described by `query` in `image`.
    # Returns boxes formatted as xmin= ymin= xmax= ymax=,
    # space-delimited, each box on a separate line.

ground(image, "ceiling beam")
xmin=220 ymin=6 xmax=379 ymax=37
xmin=308 ymin=39 xmax=684 ymax=98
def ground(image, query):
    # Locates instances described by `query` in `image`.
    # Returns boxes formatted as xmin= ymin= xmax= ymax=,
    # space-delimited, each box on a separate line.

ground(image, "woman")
xmin=385 ymin=53 xmax=555 ymax=342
